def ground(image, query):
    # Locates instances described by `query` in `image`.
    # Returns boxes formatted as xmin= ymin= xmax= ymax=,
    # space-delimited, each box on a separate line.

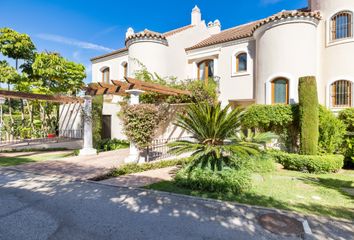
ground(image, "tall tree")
xmin=32 ymin=52 xmax=86 ymax=95
xmin=298 ymin=76 xmax=319 ymax=155
xmin=0 ymin=28 xmax=36 ymax=132
xmin=0 ymin=60 xmax=21 ymax=138
xmin=0 ymin=28 xmax=36 ymax=70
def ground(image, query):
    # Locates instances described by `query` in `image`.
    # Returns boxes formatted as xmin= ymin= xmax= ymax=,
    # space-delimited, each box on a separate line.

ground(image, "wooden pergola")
xmin=0 ymin=89 xmax=83 ymax=103
xmin=85 ymin=77 xmax=191 ymax=96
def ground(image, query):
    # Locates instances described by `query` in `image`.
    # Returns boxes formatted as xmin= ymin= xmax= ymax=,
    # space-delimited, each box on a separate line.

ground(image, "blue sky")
xmin=1 ymin=0 xmax=307 ymax=83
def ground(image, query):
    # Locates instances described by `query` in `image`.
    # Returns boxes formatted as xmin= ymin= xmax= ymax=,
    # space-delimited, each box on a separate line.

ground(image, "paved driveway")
xmin=0 ymin=169 xmax=353 ymax=240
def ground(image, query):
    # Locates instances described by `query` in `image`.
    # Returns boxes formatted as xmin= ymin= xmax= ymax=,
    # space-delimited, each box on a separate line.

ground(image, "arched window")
xmin=331 ymin=80 xmax=352 ymax=108
xmin=331 ymin=11 xmax=353 ymax=40
xmin=271 ymin=78 xmax=289 ymax=104
xmin=101 ymin=67 xmax=110 ymax=83
xmin=198 ymin=59 xmax=214 ymax=82
xmin=122 ymin=62 xmax=128 ymax=78
xmin=236 ymin=53 xmax=247 ymax=72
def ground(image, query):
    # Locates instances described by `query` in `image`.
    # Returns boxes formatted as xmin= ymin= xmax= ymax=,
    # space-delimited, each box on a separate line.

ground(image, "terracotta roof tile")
xmin=163 ymin=25 xmax=194 ymax=37
xmin=186 ymin=10 xmax=321 ymax=51
xmin=90 ymin=47 xmax=128 ymax=61
xmin=92 ymin=25 xmax=194 ymax=61
xmin=186 ymin=21 xmax=260 ymax=51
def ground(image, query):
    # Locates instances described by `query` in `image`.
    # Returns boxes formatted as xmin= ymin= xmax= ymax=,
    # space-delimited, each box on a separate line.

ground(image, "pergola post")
xmin=124 ymin=89 xmax=145 ymax=163
xmin=79 ymin=95 xmax=96 ymax=156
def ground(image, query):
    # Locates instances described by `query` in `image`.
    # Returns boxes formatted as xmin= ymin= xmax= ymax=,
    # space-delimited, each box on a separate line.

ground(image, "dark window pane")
xmin=237 ymin=53 xmax=247 ymax=72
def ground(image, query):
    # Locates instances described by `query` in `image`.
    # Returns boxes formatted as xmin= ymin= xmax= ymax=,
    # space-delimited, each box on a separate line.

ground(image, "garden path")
xmin=100 ymin=166 xmax=178 ymax=187
xmin=2 ymin=148 xmax=129 ymax=180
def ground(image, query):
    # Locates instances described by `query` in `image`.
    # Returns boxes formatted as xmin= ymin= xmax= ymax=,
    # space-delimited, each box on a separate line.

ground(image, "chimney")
xmin=207 ymin=20 xmax=221 ymax=35
xmin=191 ymin=5 xmax=201 ymax=26
xmin=126 ymin=27 xmax=134 ymax=39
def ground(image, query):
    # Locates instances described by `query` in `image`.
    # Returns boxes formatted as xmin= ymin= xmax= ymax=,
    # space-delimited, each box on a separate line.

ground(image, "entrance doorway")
xmin=102 ymin=115 xmax=111 ymax=139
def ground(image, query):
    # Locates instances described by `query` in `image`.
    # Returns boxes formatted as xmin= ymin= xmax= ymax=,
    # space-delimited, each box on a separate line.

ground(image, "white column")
xmin=79 ymin=95 xmax=97 ymax=156
xmin=124 ymin=89 xmax=145 ymax=163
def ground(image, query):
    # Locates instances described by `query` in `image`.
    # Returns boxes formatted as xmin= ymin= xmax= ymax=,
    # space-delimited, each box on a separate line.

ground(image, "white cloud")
xmin=36 ymin=33 xmax=114 ymax=52
xmin=261 ymin=0 xmax=283 ymax=5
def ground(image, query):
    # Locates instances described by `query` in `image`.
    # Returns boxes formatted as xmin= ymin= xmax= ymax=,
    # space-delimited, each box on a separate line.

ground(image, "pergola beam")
xmin=0 ymin=90 xmax=83 ymax=103
xmin=85 ymin=77 xmax=191 ymax=97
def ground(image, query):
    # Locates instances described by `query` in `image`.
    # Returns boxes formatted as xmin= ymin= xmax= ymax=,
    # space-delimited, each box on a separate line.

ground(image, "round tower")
xmin=125 ymin=29 xmax=168 ymax=77
xmin=253 ymin=11 xmax=321 ymax=104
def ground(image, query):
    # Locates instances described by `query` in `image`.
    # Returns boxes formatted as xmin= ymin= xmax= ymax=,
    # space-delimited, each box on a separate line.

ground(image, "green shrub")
xmin=92 ymin=95 xmax=103 ymax=148
xmin=298 ymin=76 xmax=319 ymax=155
xmin=232 ymin=154 xmax=275 ymax=173
xmin=242 ymin=104 xmax=299 ymax=152
xmin=271 ymin=151 xmax=344 ymax=173
xmin=96 ymin=138 xmax=129 ymax=152
xmin=105 ymin=158 xmax=192 ymax=178
xmin=175 ymin=167 xmax=251 ymax=194
xmin=338 ymin=108 xmax=354 ymax=167
xmin=120 ymin=104 xmax=163 ymax=149
xmin=318 ymin=106 xmax=346 ymax=154
xmin=338 ymin=108 xmax=354 ymax=132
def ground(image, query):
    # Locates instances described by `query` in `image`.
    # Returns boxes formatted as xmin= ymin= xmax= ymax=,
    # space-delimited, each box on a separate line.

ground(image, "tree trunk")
xmin=26 ymin=101 xmax=34 ymax=136
xmin=7 ymin=83 xmax=14 ymax=140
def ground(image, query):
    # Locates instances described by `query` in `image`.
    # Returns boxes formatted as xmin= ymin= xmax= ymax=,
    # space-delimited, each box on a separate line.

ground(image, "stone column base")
xmin=79 ymin=148 xmax=97 ymax=156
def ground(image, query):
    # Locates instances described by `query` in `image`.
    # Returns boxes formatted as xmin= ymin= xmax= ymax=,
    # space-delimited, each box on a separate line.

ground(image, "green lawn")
xmin=146 ymin=169 xmax=354 ymax=220
xmin=0 ymin=151 xmax=74 ymax=167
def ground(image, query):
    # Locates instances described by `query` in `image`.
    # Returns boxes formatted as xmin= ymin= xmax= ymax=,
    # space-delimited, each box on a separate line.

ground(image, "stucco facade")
xmin=91 ymin=0 xmax=354 ymax=139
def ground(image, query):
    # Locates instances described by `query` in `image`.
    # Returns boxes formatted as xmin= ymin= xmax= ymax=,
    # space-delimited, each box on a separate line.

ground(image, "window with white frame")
xmin=271 ymin=78 xmax=289 ymax=104
xmin=101 ymin=67 xmax=110 ymax=83
xmin=331 ymin=80 xmax=352 ymax=108
xmin=197 ymin=59 xmax=214 ymax=82
xmin=331 ymin=11 xmax=353 ymax=41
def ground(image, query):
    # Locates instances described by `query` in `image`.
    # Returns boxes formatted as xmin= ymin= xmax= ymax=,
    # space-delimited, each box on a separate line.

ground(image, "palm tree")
xmin=168 ymin=103 xmax=275 ymax=171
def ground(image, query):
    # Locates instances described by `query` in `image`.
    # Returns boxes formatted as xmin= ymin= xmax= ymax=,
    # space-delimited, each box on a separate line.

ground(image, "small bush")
xmin=175 ymin=167 xmax=252 ymax=194
xmin=105 ymin=158 xmax=192 ymax=178
xmin=318 ymin=106 xmax=346 ymax=154
xmin=241 ymin=104 xmax=299 ymax=152
xmin=232 ymin=154 xmax=275 ymax=173
xmin=120 ymin=104 xmax=163 ymax=149
xmin=338 ymin=108 xmax=354 ymax=167
xmin=298 ymin=76 xmax=319 ymax=155
xmin=96 ymin=138 xmax=129 ymax=152
xmin=338 ymin=108 xmax=354 ymax=132
xmin=271 ymin=151 xmax=344 ymax=173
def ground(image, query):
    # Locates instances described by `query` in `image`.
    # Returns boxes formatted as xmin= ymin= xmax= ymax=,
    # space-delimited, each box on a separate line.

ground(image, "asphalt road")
xmin=0 ymin=169 xmax=352 ymax=240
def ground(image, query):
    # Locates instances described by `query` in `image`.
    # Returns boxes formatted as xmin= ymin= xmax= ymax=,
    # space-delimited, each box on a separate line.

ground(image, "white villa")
xmin=91 ymin=0 xmax=354 ymax=140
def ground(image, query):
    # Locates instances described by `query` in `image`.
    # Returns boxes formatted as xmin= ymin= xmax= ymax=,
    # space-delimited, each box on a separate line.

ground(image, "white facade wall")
xmin=166 ymin=22 xmax=211 ymax=80
xmin=91 ymin=53 xmax=129 ymax=83
xmin=254 ymin=19 xmax=318 ymax=104
xmin=310 ymin=0 xmax=354 ymax=109
xmin=218 ymin=40 xmax=255 ymax=105
xmin=128 ymin=41 xmax=169 ymax=77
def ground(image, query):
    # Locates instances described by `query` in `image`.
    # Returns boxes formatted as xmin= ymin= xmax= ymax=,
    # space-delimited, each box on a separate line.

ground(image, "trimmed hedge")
xmin=232 ymin=154 xmax=276 ymax=173
xmin=175 ymin=167 xmax=252 ymax=194
xmin=298 ymin=76 xmax=319 ymax=155
xmin=241 ymin=104 xmax=299 ymax=152
xmin=271 ymin=151 xmax=344 ymax=173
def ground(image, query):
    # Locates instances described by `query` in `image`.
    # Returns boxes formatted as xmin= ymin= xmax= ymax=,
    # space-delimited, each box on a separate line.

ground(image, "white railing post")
xmin=124 ymin=89 xmax=145 ymax=163
xmin=79 ymin=95 xmax=97 ymax=156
